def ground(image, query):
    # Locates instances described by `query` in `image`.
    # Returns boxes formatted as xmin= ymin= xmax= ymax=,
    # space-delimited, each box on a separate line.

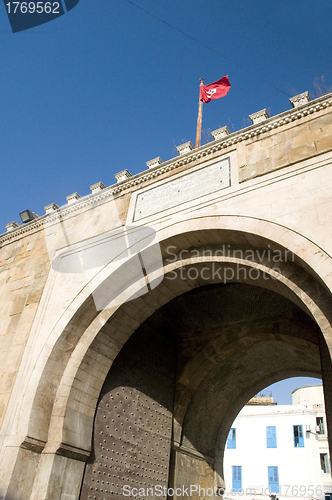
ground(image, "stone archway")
xmin=78 ymin=282 xmax=322 ymax=500
xmin=5 ymin=220 xmax=332 ymax=500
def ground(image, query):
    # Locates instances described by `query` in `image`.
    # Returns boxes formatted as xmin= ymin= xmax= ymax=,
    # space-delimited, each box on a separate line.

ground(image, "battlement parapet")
xmin=115 ymin=169 xmax=132 ymax=183
xmin=6 ymin=221 xmax=20 ymax=232
xmin=290 ymin=91 xmax=311 ymax=108
xmin=1 ymin=91 xmax=332 ymax=243
xmin=44 ymin=203 xmax=59 ymax=214
xmin=146 ymin=157 xmax=163 ymax=169
xmin=66 ymin=193 xmax=81 ymax=204
xmin=249 ymin=108 xmax=270 ymax=124
xmin=211 ymin=126 xmax=230 ymax=140
xmin=90 ymin=181 xmax=106 ymax=193
xmin=176 ymin=141 xmax=195 ymax=155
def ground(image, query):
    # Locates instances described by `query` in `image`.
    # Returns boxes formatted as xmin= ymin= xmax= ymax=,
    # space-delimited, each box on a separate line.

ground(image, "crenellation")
xmin=44 ymin=203 xmax=59 ymax=214
xmin=176 ymin=141 xmax=194 ymax=155
xmin=114 ymin=169 xmax=132 ymax=183
xmin=66 ymin=193 xmax=81 ymax=204
xmin=1 ymin=91 xmax=332 ymax=243
xmin=89 ymin=181 xmax=106 ymax=193
xmin=146 ymin=157 xmax=163 ymax=169
xmin=290 ymin=91 xmax=311 ymax=109
xmin=249 ymin=108 xmax=270 ymax=124
xmin=211 ymin=126 xmax=231 ymax=140
xmin=6 ymin=222 xmax=20 ymax=232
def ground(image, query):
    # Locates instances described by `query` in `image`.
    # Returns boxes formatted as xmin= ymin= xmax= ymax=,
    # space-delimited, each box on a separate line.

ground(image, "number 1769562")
xmin=5 ymin=2 xmax=60 ymax=14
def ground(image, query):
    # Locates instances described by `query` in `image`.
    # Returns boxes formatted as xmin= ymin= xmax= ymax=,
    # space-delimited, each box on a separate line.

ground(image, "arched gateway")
xmin=1 ymin=92 xmax=332 ymax=499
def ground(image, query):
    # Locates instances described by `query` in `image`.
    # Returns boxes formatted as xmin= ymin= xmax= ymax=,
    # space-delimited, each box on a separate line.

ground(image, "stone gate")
xmin=1 ymin=91 xmax=332 ymax=499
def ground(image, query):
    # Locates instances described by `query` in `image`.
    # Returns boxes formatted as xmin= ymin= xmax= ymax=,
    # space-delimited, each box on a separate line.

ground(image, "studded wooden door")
xmin=79 ymin=321 xmax=176 ymax=500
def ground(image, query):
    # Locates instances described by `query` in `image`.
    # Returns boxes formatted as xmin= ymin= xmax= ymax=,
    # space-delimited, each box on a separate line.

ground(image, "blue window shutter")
xmin=232 ymin=466 xmax=242 ymax=491
xmin=227 ymin=428 xmax=236 ymax=449
xmin=268 ymin=466 xmax=279 ymax=494
xmin=266 ymin=426 xmax=277 ymax=448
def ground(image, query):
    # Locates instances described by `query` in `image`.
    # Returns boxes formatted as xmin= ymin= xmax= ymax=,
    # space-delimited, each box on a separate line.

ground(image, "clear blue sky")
xmin=0 ymin=0 xmax=332 ymax=231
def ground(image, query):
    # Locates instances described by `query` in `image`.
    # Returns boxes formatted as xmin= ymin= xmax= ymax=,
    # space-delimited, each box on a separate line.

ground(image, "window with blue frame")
xmin=293 ymin=425 xmax=304 ymax=447
xmin=227 ymin=428 xmax=236 ymax=449
xmin=266 ymin=426 xmax=277 ymax=448
xmin=232 ymin=466 xmax=242 ymax=492
xmin=268 ymin=466 xmax=279 ymax=494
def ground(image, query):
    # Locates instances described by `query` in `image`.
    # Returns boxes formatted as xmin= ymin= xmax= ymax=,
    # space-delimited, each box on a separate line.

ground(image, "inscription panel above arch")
xmin=133 ymin=158 xmax=230 ymax=221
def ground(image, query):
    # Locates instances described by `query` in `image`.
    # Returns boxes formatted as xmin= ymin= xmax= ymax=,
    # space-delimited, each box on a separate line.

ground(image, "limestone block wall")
xmin=238 ymin=106 xmax=332 ymax=182
xmin=0 ymin=229 xmax=51 ymax=426
xmin=0 ymin=194 xmax=136 ymax=435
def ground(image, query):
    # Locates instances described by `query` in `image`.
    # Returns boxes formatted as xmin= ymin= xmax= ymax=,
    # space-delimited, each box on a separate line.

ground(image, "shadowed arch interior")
xmin=79 ymin=282 xmax=321 ymax=498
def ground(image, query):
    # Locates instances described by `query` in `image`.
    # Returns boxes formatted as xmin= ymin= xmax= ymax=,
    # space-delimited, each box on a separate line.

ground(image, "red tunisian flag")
xmin=200 ymin=76 xmax=231 ymax=103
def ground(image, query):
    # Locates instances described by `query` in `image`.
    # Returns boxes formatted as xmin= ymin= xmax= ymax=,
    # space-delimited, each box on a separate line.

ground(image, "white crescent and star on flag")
xmin=200 ymin=75 xmax=231 ymax=103
xmin=206 ymin=88 xmax=217 ymax=98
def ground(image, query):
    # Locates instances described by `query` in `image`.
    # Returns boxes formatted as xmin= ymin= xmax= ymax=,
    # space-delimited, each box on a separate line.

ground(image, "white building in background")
xmin=223 ymin=386 xmax=332 ymax=500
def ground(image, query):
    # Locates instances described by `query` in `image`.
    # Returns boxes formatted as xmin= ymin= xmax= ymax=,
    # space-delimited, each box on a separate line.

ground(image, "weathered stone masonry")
xmin=1 ymin=91 xmax=332 ymax=499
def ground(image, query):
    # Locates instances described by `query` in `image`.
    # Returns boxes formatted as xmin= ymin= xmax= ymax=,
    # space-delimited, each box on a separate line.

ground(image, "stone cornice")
xmin=1 ymin=92 xmax=332 ymax=245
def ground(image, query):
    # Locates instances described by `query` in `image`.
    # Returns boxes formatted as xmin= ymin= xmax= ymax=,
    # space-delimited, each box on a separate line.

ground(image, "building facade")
xmin=224 ymin=386 xmax=332 ymax=500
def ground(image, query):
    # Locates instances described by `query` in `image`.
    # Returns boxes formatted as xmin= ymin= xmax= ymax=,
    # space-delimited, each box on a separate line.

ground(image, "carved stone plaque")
xmin=133 ymin=158 xmax=230 ymax=221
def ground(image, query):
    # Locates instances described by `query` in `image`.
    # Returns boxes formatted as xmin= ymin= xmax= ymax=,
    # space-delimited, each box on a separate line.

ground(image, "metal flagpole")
xmin=195 ymin=77 xmax=204 ymax=148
